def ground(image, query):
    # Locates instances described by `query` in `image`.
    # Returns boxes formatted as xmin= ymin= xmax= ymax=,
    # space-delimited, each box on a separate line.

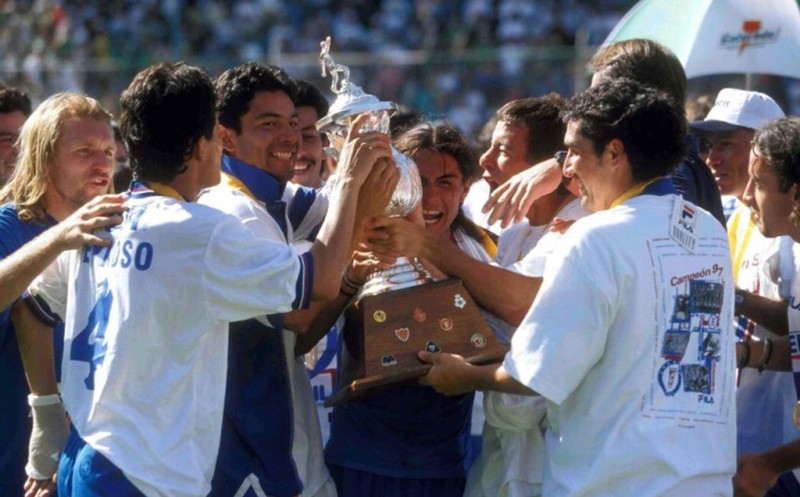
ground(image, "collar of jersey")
xmin=609 ymin=176 xmax=675 ymax=208
xmin=129 ymin=180 xmax=189 ymax=201
xmin=220 ymin=154 xmax=284 ymax=204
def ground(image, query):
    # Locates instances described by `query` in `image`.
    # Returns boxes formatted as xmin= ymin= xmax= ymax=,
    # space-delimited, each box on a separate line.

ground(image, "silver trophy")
xmin=318 ymin=36 xmax=430 ymax=295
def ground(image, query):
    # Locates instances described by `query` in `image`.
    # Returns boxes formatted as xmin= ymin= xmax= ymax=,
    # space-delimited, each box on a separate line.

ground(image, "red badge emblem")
xmin=413 ymin=307 xmax=427 ymax=322
xmin=395 ymin=327 xmax=410 ymax=342
xmin=471 ymin=333 xmax=487 ymax=348
xmin=438 ymin=318 xmax=453 ymax=331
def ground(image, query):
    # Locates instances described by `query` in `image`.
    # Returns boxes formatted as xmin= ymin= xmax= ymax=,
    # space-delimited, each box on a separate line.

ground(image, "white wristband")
xmin=28 ymin=394 xmax=61 ymax=407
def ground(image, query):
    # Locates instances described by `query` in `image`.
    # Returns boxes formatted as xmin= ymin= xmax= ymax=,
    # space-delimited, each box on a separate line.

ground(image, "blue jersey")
xmin=206 ymin=156 xmax=325 ymax=497
xmin=0 ymin=203 xmax=62 ymax=497
xmin=325 ymin=379 xmax=474 ymax=480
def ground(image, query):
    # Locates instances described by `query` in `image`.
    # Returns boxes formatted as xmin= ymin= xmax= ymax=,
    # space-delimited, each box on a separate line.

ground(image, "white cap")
xmin=689 ymin=88 xmax=784 ymax=132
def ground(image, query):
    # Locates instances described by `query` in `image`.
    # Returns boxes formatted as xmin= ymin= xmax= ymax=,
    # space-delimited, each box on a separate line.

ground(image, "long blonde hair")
xmin=0 ymin=93 xmax=112 ymax=221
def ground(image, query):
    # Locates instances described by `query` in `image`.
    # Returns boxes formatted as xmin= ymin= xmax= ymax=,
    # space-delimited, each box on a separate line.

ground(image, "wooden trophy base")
xmin=325 ymin=278 xmax=507 ymax=406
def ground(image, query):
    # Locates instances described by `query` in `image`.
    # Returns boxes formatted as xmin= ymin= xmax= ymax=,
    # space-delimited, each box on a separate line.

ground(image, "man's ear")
xmin=605 ymin=138 xmax=625 ymax=168
xmin=218 ymin=124 xmax=237 ymax=154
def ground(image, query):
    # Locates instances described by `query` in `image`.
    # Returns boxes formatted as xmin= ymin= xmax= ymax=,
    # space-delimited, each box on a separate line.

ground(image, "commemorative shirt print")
xmin=644 ymin=235 xmax=734 ymax=422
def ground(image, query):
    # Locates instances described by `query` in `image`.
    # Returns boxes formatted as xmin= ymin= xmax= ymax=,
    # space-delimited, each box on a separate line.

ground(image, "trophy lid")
xmin=317 ymin=36 xmax=396 ymax=131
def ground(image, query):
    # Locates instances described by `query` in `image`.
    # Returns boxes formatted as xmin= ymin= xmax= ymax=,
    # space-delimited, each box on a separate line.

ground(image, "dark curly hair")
xmin=295 ymin=80 xmax=329 ymax=119
xmin=562 ymin=78 xmax=686 ymax=183
xmin=215 ymin=62 xmax=298 ymax=133
xmin=120 ymin=62 xmax=216 ymax=183
xmin=0 ymin=86 xmax=32 ymax=116
xmin=752 ymin=117 xmax=800 ymax=225
xmin=495 ymin=93 xmax=566 ymax=164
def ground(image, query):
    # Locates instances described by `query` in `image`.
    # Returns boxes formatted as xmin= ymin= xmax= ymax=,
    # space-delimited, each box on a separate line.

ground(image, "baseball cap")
xmin=689 ymin=88 xmax=784 ymax=133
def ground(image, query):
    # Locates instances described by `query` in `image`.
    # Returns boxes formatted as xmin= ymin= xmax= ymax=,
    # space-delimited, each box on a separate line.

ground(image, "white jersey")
xmin=728 ymin=205 xmax=797 ymax=454
xmin=201 ymin=183 xmax=336 ymax=497
xmin=506 ymin=193 xmax=736 ymax=497
xmin=787 ymin=243 xmax=800 ymax=485
xmin=27 ymin=188 xmax=310 ymax=497
xmin=288 ymin=240 xmax=338 ymax=497
xmin=462 ymin=178 xmax=510 ymax=236
xmin=467 ymin=198 xmax=589 ymax=497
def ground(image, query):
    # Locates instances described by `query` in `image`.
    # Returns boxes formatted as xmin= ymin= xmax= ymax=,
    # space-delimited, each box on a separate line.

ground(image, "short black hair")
xmin=294 ymin=80 xmax=329 ymax=119
xmin=120 ymin=63 xmax=216 ymax=183
xmin=495 ymin=94 xmax=566 ymax=164
xmin=215 ymin=62 xmax=298 ymax=133
xmin=0 ymin=87 xmax=32 ymax=116
xmin=562 ymin=78 xmax=686 ymax=183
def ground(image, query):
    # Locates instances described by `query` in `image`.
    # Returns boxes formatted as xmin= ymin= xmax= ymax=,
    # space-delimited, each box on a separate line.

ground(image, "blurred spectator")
xmin=686 ymin=93 xmax=715 ymax=163
xmin=0 ymin=86 xmax=31 ymax=185
xmin=0 ymin=0 xmax=646 ymax=143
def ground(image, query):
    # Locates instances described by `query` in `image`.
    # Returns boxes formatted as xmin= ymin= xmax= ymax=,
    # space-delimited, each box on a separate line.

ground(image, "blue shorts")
xmin=767 ymin=472 xmax=800 ymax=497
xmin=58 ymin=427 xmax=144 ymax=497
xmin=327 ymin=464 xmax=465 ymax=497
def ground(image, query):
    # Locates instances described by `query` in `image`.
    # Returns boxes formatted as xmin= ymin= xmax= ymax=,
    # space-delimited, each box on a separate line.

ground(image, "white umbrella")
xmin=603 ymin=0 xmax=800 ymax=82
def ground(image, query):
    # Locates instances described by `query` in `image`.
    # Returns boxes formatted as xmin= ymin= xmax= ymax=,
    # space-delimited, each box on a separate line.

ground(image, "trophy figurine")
xmin=318 ymin=37 xmax=506 ymax=405
xmin=318 ymin=37 xmax=431 ymax=295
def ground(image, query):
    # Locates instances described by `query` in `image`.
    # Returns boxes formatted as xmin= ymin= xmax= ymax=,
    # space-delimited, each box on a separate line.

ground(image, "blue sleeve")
xmin=671 ymin=138 xmax=726 ymax=228
xmin=288 ymin=186 xmax=318 ymax=232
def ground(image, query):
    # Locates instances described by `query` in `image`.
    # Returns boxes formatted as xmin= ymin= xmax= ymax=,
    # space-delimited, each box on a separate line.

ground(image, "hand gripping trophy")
xmin=317 ymin=36 xmax=431 ymax=295
xmin=318 ymin=37 xmax=505 ymax=405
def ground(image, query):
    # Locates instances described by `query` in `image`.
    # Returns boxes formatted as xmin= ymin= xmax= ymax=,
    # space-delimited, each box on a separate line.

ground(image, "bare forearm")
xmin=737 ymin=335 xmax=792 ymax=372
xmin=736 ymin=290 xmax=788 ymax=335
xmin=760 ymin=440 xmax=800 ymax=476
xmin=0 ymin=228 xmax=66 ymax=311
xmin=475 ymin=363 xmax=537 ymax=395
xmin=424 ymin=240 xmax=540 ymax=325
xmin=310 ymin=182 xmax=359 ymax=300
xmin=293 ymin=292 xmax=351 ymax=355
xmin=422 ymin=354 xmax=537 ymax=396
xmin=12 ymin=301 xmax=58 ymax=396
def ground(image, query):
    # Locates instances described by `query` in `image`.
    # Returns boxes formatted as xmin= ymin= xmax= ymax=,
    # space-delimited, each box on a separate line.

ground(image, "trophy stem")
xmin=359 ymin=256 xmax=433 ymax=297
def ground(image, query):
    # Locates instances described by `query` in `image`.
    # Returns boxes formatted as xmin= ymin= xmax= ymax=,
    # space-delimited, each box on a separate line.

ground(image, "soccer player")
xmin=17 ymin=62 xmax=393 ymax=497
xmin=0 ymin=92 xmax=121 ymax=497
xmin=421 ymin=79 xmax=736 ymax=496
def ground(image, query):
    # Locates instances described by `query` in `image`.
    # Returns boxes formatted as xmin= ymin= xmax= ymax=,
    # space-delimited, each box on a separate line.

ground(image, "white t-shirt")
xmin=467 ymin=198 xmax=589 ymax=497
xmin=489 ymin=198 xmax=590 ymax=345
xmin=27 ymin=190 xmax=308 ymax=497
xmin=462 ymin=178 xmax=510 ymax=236
xmin=728 ymin=205 xmax=797 ymax=454
xmin=506 ymin=194 xmax=736 ymax=497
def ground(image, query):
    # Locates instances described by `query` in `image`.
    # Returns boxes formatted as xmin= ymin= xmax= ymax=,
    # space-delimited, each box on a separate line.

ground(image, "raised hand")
xmin=335 ymin=113 xmax=395 ymax=190
xmin=362 ymin=216 xmax=428 ymax=260
xmin=53 ymin=193 xmax=127 ymax=251
xmin=483 ymin=157 xmax=562 ymax=228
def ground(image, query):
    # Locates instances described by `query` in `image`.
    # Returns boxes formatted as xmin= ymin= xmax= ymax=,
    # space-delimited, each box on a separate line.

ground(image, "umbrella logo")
xmin=720 ymin=19 xmax=780 ymax=54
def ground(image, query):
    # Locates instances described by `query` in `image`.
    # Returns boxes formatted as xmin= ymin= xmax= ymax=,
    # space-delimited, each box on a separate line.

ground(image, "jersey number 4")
xmin=70 ymin=279 xmax=113 ymax=390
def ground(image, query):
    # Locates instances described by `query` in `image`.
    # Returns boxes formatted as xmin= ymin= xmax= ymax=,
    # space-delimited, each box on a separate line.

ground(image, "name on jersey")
xmin=790 ymin=332 xmax=800 ymax=356
xmin=82 ymin=239 xmax=154 ymax=271
xmin=670 ymin=264 xmax=724 ymax=287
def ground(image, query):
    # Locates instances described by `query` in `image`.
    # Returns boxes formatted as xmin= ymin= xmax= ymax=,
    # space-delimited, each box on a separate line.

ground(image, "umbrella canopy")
xmin=603 ymin=0 xmax=800 ymax=80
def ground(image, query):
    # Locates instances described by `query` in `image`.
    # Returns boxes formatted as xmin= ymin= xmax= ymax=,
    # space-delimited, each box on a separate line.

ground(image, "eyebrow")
xmin=253 ymin=111 xmax=298 ymax=120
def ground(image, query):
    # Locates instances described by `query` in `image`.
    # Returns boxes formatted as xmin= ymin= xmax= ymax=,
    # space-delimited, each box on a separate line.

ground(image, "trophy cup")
xmin=318 ymin=37 xmax=506 ymax=406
